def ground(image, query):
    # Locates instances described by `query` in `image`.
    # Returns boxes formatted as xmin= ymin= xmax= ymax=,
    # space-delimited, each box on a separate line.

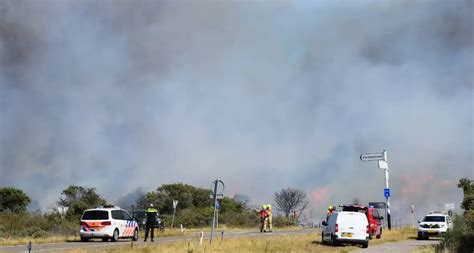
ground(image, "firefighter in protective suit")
xmin=144 ymin=203 xmax=158 ymax=242
xmin=266 ymin=204 xmax=273 ymax=232
xmin=260 ymin=205 xmax=268 ymax=232
xmin=326 ymin=205 xmax=336 ymax=222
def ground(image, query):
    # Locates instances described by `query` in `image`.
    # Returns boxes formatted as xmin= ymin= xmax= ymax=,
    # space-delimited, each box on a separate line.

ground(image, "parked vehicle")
xmin=417 ymin=211 xmax=453 ymax=240
xmin=80 ymin=205 xmax=139 ymax=242
xmin=131 ymin=210 xmax=165 ymax=231
xmin=341 ymin=204 xmax=383 ymax=239
xmin=321 ymin=211 xmax=369 ymax=248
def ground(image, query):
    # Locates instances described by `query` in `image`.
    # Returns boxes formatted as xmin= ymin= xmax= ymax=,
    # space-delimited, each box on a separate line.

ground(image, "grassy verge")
xmin=63 ymin=228 xmax=419 ymax=253
xmin=0 ymin=235 xmax=78 ymax=246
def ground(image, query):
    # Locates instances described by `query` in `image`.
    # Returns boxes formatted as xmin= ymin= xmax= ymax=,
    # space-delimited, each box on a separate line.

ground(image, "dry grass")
xmin=0 ymin=235 xmax=78 ymax=246
xmin=63 ymin=228 xmax=419 ymax=253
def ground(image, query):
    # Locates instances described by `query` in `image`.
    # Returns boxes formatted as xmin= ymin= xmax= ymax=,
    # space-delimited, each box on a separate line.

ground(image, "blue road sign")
xmin=384 ymin=188 xmax=390 ymax=199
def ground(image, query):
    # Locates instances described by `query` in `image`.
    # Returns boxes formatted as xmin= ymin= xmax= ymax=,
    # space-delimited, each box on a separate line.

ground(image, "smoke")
xmin=0 ymin=0 xmax=472 ymax=221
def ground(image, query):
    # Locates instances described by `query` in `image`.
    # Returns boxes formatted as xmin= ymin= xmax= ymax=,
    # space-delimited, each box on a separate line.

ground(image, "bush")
xmin=440 ymin=178 xmax=474 ymax=253
xmin=0 ymin=211 xmax=78 ymax=238
xmin=273 ymin=216 xmax=297 ymax=227
xmin=441 ymin=213 xmax=474 ymax=253
xmin=218 ymin=210 xmax=256 ymax=227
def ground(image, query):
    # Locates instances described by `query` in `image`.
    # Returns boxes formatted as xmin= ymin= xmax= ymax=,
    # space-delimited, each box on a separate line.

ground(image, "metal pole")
xmin=171 ymin=206 xmax=176 ymax=229
xmin=210 ymin=181 xmax=218 ymax=244
xmin=384 ymin=165 xmax=391 ymax=230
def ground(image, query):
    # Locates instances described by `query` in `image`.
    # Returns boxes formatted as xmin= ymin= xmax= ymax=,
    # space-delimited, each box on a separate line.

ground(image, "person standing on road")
xmin=144 ymin=203 xmax=158 ymax=242
xmin=260 ymin=205 xmax=268 ymax=232
xmin=266 ymin=205 xmax=273 ymax=232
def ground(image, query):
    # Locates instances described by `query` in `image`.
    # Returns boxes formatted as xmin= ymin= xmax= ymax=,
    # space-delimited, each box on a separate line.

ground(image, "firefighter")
xmin=326 ymin=205 xmax=335 ymax=222
xmin=266 ymin=204 xmax=273 ymax=232
xmin=144 ymin=203 xmax=158 ymax=242
xmin=260 ymin=205 xmax=268 ymax=232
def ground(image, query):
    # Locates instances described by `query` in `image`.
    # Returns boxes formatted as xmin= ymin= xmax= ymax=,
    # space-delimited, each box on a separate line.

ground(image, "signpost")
xmin=210 ymin=179 xmax=224 ymax=244
xmin=361 ymin=150 xmax=392 ymax=230
xmin=384 ymin=188 xmax=390 ymax=198
xmin=171 ymin=200 xmax=179 ymax=229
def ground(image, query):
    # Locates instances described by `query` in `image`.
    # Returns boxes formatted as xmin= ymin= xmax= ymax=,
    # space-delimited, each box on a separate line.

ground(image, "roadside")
xmin=0 ymin=229 xmax=316 ymax=252
xmin=0 ymin=227 xmax=435 ymax=253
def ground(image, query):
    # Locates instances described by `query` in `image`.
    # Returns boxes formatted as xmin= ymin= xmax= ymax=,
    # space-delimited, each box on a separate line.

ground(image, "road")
xmin=352 ymin=238 xmax=440 ymax=253
xmin=0 ymin=229 xmax=316 ymax=252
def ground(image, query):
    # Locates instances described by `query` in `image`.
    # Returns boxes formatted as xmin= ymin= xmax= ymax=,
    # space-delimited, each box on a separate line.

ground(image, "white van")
xmin=321 ymin=211 xmax=369 ymax=248
xmin=80 ymin=206 xmax=139 ymax=242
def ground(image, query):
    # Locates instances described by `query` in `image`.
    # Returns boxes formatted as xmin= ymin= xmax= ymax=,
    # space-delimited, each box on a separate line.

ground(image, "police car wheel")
xmin=111 ymin=229 xmax=119 ymax=242
xmin=132 ymin=229 xmax=139 ymax=241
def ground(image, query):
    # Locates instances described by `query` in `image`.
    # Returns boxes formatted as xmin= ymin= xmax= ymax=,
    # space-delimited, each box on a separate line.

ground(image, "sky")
xmin=0 ymin=0 xmax=472 ymax=223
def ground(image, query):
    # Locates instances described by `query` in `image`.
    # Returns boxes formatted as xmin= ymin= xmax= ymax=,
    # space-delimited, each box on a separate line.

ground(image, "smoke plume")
xmin=0 ymin=0 xmax=472 ymax=222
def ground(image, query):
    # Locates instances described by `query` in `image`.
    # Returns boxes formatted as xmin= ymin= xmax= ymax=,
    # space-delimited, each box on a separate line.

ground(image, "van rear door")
xmin=337 ymin=212 xmax=368 ymax=240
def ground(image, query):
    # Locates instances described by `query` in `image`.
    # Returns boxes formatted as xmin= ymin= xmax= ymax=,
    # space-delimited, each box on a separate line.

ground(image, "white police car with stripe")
xmin=80 ymin=205 xmax=139 ymax=242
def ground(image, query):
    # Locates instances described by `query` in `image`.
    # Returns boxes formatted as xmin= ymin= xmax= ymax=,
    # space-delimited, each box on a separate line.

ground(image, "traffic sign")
xmin=360 ymin=153 xmax=384 ymax=161
xmin=384 ymin=188 xmax=390 ymax=199
xmin=378 ymin=160 xmax=388 ymax=169
xmin=210 ymin=193 xmax=224 ymax=199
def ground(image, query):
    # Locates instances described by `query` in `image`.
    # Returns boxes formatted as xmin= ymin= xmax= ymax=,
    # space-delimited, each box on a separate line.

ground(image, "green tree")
xmin=57 ymin=185 xmax=107 ymax=221
xmin=458 ymin=178 xmax=474 ymax=212
xmin=154 ymin=183 xmax=213 ymax=214
xmin=0 ymin=187 xmax=31 ymax=213
xmin=442 ymin=178 xmax=474 ymax=253
xmin=136 ymin=183 xmax=257 ymax=227
xmin=136 ymin=191 xmax=159 ymax=210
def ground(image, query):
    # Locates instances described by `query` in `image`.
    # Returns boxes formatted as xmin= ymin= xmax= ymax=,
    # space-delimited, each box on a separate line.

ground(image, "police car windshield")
xmin=423 ymin=216 xmax=445 ymax=222
xmin=82 ymin=210 xmax=109 ymax=220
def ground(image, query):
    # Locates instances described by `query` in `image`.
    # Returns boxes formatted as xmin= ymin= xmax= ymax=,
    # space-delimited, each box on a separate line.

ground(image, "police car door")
xmin=112 ymin=210 xmax=126 ymax=237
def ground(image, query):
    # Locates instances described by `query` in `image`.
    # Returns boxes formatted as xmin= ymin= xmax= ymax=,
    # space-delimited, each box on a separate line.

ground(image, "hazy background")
xmin=0 ymin=0 xmax=472 ymax=223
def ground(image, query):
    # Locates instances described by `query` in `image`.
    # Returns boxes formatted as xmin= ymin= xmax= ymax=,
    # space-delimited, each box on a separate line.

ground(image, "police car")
xmin=417 ymin=211 xmax=453 ymax=240
xmin=80 ymin=206 xmax=139 ymax=242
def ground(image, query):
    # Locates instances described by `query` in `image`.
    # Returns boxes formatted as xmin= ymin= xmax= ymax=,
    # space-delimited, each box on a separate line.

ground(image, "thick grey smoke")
xmin=0 ymin=0 xmax=472 ymax=222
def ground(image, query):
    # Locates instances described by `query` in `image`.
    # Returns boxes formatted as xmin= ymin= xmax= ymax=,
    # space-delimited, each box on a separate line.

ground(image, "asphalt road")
xmin=352 ymin=238 xmax=441 ymax=253
xmin=0 ymin=229 xmax=317 ymax=252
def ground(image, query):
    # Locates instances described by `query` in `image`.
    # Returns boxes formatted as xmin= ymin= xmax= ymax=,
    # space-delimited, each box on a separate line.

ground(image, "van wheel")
xmin=80 ymin=237 xmax=89 ymax=242
xmin=132 ymin=229 xmax=139 ymax=241
xmin=362 ymin=241 xmax=369 ymax=248
xmin=102 ymin=238 xmax=109 ymax=242
xmin=111 ymin=229 xmax=119 ymax=242
xmin=376 ymin=229 xmax=382 ymax=239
